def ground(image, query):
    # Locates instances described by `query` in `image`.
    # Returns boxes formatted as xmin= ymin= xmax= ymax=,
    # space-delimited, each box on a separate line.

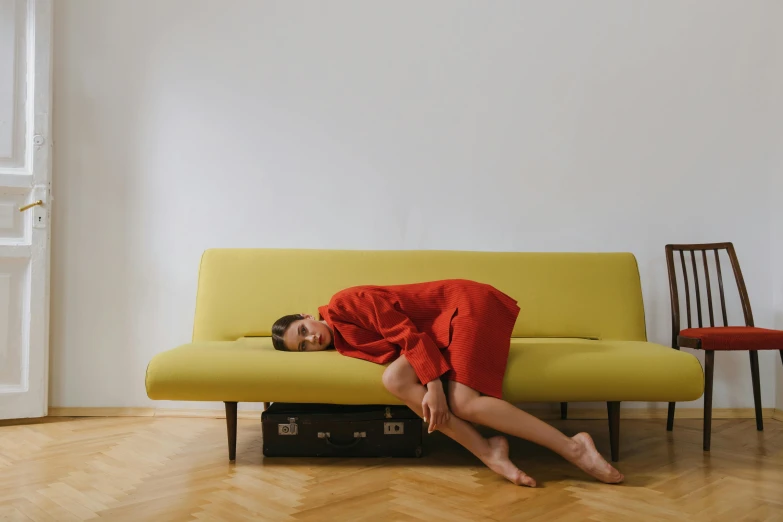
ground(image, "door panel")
xmin=0 ymin=0 xmax=27 ymax=168
xmin=0 ymin=257 xmax=26 ymax=389
xmin=0 ymin=189 xmax=28 ymax=242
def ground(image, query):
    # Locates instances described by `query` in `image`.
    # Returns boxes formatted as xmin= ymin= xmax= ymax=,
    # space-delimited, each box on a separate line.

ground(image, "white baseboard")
xmin=47 ymin=407 xmax=262 ymax=420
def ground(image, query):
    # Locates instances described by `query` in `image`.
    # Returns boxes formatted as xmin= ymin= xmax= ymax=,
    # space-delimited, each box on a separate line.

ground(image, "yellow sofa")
xmin=145 ymin=248 xmax=704 ymax=461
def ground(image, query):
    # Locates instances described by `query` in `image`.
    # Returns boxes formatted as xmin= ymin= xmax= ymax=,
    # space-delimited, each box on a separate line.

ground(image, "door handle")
xmin=19 ymin=200 xmax=43 ymax=212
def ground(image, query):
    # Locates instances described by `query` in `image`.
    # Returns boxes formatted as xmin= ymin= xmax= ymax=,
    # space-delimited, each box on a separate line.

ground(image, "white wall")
xmin=769 ymin=9 xmax=783 ymax=412
xmin=776 ymin=224 xmax=783 ymax=411
xmin=51 ymin=1 xmax=783 ymax=412
xmin=775 ymin=159 xmax=783 ymax=411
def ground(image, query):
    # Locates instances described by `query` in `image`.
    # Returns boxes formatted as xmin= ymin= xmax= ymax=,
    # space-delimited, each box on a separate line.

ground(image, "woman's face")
xmin=283 ymin=315 xmax=333 ymax=352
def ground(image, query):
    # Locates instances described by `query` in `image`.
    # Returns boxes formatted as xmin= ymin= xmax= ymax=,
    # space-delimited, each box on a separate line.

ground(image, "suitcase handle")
xmin=318 ymin=431 xmax=366 ymax=449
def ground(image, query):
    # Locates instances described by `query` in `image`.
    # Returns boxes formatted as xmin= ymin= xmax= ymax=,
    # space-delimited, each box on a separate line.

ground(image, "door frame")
xmin=0 ymin=0 xmax=53 ymax=420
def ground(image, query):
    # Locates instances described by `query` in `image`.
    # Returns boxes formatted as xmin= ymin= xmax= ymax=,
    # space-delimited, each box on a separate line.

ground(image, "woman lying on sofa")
xmin=271 ymin=278 xmax=623 ymax=487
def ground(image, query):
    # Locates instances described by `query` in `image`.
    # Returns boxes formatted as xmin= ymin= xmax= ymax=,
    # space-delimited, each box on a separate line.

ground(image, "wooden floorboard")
xmin=1 ymin=416 xmax=781 ymax=521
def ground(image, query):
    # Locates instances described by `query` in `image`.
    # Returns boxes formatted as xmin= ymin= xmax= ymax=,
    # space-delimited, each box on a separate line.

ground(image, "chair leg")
xmin=607 ymin=401 xmax=620 ymax=462
xmin=749 ymin=351 xmax=763 ymax=431
xmin=666 ymin=402 xmax=675 ymax=431
xmin=560 ymin=402 xmax=567 ymax=420
xmin=703 ymin=351 xmax=714 ymax=451
xmin=225 ymin=401 xmax=238 ymax=461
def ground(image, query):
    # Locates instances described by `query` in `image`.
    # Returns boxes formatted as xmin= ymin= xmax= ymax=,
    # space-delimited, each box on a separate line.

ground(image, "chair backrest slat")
xmin=679 ymin=250 xmax=692 ymax=329
xmin=702 ymin=250 xmax=715 ymax=327
xmin=714 ymin=249 xmax=728 ymax=326
xmin=690 ymin=251 xmax=703 ymax=328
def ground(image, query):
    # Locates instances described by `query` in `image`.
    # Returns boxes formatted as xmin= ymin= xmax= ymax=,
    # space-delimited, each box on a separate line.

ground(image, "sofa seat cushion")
xmin=503 ymin=339 xmax=703 ymax=402
xmin=145 ymin=337 xmax=704 ymax=404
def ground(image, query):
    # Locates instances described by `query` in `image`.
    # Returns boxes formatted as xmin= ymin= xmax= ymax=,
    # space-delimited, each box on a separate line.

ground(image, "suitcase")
xmin=261 ymin=403 xmax=423 ymax=458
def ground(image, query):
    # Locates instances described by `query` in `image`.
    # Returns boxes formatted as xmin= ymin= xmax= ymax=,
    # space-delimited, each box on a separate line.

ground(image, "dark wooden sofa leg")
xmin=607 ymin=401 xmax=620 ymax=462
xmin=263 ymin=402 xmax=270 ymax=411
xmin=667 ymin=402 xmax=675 ymax=431
xmin=560 ymin=402 xmax=567 ymax=420
xmin=225 ymin=401 xmax=237 ymax=461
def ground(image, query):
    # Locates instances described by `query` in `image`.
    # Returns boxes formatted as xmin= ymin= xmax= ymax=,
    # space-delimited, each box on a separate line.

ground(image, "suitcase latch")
xmin=384 ymin=422 xmax=404 ymax=435
xmin=278 ymin=417 xmax=299 ymax=436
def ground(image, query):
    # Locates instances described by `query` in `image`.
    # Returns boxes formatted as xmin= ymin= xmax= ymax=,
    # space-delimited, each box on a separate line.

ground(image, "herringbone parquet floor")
xmin=1 ymin=415 xmax=782 ymax=521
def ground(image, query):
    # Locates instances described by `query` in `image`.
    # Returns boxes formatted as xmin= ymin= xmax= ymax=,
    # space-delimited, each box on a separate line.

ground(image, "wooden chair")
xmin=665 ymin=242 xmax=783 ymax=451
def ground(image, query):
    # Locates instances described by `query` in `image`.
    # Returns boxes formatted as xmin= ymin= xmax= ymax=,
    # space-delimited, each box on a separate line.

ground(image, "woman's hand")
xmin=422 ymin=380 xmax=450 ymax=433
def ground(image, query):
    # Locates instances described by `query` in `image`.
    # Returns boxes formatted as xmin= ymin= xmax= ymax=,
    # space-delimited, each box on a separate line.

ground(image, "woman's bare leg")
xmin=382 ymin=355 xmax=536 ymax=486
xmin=448 ymin=381 xmax=623 ymax=484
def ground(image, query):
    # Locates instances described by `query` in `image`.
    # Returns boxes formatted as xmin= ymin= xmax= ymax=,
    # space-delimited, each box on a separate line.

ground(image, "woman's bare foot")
xmin=569 ymin=432 xmax=624 ymax=483
xmin=480 ymin=436 xmax=537 ymax=487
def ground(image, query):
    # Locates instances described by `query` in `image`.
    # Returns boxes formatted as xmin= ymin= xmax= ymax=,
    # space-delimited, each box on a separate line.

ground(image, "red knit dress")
xmin=318 ymin=279 xmax=521 ymax=399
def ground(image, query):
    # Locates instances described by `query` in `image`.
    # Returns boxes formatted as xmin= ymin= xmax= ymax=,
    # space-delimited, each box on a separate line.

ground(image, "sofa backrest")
xmin=191 ymin=248 xmax=647 ymax=342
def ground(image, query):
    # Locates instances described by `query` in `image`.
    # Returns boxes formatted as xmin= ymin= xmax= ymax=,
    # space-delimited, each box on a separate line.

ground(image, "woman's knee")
xmin=382 ymin=357 xmax=416 ymax=396
xmin=381 ymin=368 xmax=403 ymax=395
xmin=448 ymin=381 xmax=480 ymax=420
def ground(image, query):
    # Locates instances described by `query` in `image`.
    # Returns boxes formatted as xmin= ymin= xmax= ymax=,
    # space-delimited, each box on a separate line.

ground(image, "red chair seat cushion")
xmin=679 ymin=326 xmax=783 ymax=351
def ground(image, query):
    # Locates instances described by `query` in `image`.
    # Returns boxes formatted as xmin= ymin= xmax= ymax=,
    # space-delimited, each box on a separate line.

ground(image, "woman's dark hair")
xmin=272 ymin=314 xmax=305 ymax=351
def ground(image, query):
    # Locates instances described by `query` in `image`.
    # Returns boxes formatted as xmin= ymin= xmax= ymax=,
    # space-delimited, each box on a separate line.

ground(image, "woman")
xmin=271 ymin=278 xmax=623 ymax=487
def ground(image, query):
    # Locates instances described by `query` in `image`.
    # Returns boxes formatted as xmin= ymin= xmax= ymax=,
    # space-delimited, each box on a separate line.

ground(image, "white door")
xmin=0 ymin=0 xmax=52 ymax=420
